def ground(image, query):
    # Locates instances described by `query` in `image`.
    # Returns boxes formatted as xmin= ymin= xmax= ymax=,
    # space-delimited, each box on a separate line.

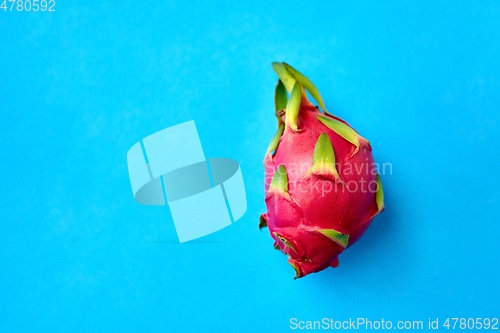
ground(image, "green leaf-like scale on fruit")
xmin=313 ymin=133 xmax=335 ymax=165
xmin=317 ymin=115 xmax=370 ymax=157
xmin=273 ymin=232 xmax=296 ymax=253
xmin=318 ymin=229 xmax=350 ymax=248
xmin=268 ymin=164 xmax=288 ymax=194
xmin=286 ymin=82 xmax=302 ymax=131
xmin=272 ymin=62 xmax=297 ymax=93
xmin=259 ymin=215 xmax=268 ymax=230
xmin=376 ymin=174 xmax=385 ymax=212
xmin=289 ymin=260 xmax=302 ymax=279
xmin=266 ymin=124 xmax=285 ymax=154
xmin=275 ymin=80 xmax=287 ymax=126
xmin=275 ymin=80 xmax=288 ymax=112
xmin=283 ymin=62 xmax=332 ymax=116
xmin=308 ymin=133 xmax=342 ymax=183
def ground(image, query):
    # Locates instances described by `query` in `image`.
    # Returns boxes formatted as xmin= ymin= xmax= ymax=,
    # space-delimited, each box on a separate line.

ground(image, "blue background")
xmin=1 ymin=1 xmax=499 ymax=332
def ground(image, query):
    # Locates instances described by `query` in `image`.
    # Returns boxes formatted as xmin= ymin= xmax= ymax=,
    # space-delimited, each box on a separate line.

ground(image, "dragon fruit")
xmin=260 ymin=62 xmax=385 ymax=279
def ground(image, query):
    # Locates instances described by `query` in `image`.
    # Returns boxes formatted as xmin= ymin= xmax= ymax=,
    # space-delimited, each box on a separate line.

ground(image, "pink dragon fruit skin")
xmin=260 ymin=63 xmax=385 ymax=279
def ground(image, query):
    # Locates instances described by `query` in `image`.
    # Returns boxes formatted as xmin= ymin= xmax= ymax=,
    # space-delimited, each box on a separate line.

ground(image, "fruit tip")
xmin=282 ymin=62 xmax=331 ymax=116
